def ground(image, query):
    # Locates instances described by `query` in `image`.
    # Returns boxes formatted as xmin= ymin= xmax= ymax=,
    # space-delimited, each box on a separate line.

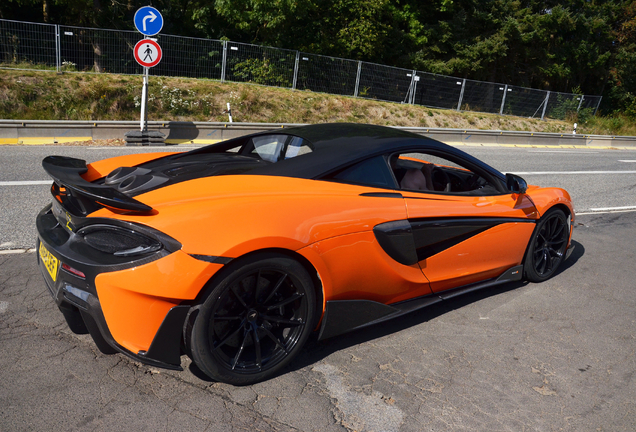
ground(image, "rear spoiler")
xmin=42 ymin=156 xmax=153 ymax=213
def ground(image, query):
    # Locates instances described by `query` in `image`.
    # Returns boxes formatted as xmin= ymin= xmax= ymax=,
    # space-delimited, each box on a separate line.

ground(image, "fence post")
xmin=292 ymin=51 xmax=299 ymax=90
xmin=594 ymin=96 xmax=602 ymax=116
xmin=576 ymin=95 xmax=584 ymax=113
xmin=404 ymin=72 xmax=415 ymax=104
xmin=541 ymin=91 xmax=550 ymax=120
xmin=412 ymin=71 xmax=419 ymax=104
xmin=499 ymin=84 xmax=508 ymax=115
xmin=456 ymin=79 xmax=466 ymax=111
xmin=354 ymin=60 xmax=362 ymax=97
xmin=221 ymin=40 xmax=227 ymax=82
xmin=55 ymin=24 xmax=61 ymax=73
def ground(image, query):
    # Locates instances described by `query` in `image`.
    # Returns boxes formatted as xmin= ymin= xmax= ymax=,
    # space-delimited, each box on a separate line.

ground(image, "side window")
xmin=391 ymin=152 xmax=499 ymax=195
xmin=251 ymin=135 xmax=287 ymax=162
xmin=332 ymin=155 xmax=396 ymax=189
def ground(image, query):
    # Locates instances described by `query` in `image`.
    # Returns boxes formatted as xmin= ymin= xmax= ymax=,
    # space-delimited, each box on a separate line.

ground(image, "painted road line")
xmin=577 ymin=207 xmax=636 ymax=215
xmin=454 ymin=143 xmax=636 ymax=150
xmin=86 ymin=146 xmax=197 ymax=150
xmin=165 ymin=139 xmax=221 ymax=145
xmin=0 ymin=138 xmax=220 ymax=145
xmin=0 ymin=181 xmax=51 ymax=186
xmin=527 ymin=150 xmax=599 ymax=154
xmin=511 ymin=171 xmax=636 ymax=175
xmin=589 ymin=205 xmax=636 ymax=212
xmin=7 ymin=137 xmax=93 ymax=145
xmin=618 ymin=160 xmax=636 ymax=162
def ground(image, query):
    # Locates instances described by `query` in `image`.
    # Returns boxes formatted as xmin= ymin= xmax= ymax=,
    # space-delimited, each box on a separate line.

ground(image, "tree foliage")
xmin=1 ymin=0 xmax=635 ymax=116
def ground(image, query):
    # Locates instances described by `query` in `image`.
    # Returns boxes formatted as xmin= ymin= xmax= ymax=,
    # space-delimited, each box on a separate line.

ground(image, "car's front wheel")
xmin=189 ymin=253 xmax=316 ymax=385
xmin=524 ymin=208 xmax=570 ymax=282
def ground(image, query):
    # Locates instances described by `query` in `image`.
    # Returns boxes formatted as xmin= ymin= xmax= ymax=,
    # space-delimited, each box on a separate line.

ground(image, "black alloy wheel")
xmin=524 ymin=208 xmax=569 ymax=282
xmin=190 ymin=253 xmax=316 ymax=385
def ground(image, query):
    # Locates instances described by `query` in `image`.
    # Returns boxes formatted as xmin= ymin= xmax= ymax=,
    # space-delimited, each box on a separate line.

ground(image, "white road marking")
xmin=577 ymin=207 xmax=636 ymax=215
xmin=618 ymin=160 xmax=636 ymax=163
xmin=527 ymin=150 xmax=599 ymax=154
xmin=589 ymin=205 xmax=636 ymax=211
xmin=511 ymin=171 xmax=636 ymax=175
xmin=86 ymin=146 xmax=196 ymax=150
xmin=0 ymin=181 xmax=51 ymax=186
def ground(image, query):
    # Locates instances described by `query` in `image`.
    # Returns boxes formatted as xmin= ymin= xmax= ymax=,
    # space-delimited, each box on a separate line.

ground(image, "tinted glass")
xmin=391 ymin=152 xmax=499 ymax=195
xmin=333 ymin=155 xmax=396 ymax=188
xmin=251 ymin=135 xmax=287 ymax=162
xmin=285 ymin=136 xmax=313 ymax=159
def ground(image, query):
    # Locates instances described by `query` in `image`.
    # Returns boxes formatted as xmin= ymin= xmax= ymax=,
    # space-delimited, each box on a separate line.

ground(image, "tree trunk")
xmin=92 ymin=42 xmax=103 ymax=72
xmin=92 ymin=0 xmax=103 ymax=72
xmin=43 ymin=0 xmax=49 ymax=23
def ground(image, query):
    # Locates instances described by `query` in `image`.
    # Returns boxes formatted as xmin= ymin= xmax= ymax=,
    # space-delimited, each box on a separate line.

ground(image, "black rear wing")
xmin=42 ymin=156 xmax=153 ymax=213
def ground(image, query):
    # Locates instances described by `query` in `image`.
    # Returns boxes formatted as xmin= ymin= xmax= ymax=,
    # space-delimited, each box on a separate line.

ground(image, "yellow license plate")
xmin=39 ymin=242 xmax=59 ymax=282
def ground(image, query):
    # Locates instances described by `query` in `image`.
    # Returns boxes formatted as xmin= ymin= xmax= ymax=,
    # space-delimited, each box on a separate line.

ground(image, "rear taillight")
xmin=62 ymin=263 xmax=86 ymax=278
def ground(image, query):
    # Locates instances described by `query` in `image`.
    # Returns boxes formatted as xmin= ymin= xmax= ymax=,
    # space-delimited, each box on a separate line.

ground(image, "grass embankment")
xmin=1 ymin=68 xmax=634 ymax=136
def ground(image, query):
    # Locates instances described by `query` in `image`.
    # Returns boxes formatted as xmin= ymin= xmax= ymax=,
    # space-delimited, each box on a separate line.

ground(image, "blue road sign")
xmin=134 ymin=6 xmax=163 ymax=36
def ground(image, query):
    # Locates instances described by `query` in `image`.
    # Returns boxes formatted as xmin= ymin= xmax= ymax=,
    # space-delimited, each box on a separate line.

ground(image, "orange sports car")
xmin=36 ymin=123 xmax=574 ymax=385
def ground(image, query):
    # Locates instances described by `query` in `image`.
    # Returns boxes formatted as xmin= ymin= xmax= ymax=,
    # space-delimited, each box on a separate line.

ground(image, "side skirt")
xmin=317 ymin=265 xmax=523 ymax=340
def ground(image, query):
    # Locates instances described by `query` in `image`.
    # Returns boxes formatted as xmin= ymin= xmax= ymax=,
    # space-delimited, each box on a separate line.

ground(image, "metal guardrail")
xmin=1 ymin=120 xmax=635 ymax=148
xmin=1 ymin=18 xmax=602 ymax=121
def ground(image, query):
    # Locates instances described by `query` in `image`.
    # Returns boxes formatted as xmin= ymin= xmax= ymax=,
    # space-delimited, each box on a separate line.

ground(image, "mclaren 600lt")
xmin=36 ymin=123 xmax=575 ymax=385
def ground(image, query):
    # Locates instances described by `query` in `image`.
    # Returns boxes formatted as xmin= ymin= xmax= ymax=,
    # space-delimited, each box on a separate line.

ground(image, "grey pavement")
xmin=1 ymin=211 xmax=635 ymax=431
xmin=3 ymin=144 xmax=636 ymax=250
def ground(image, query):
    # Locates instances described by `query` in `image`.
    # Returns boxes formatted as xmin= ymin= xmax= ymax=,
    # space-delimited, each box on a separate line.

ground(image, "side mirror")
xmin=506 ymin=173 xmax=528 ymax=194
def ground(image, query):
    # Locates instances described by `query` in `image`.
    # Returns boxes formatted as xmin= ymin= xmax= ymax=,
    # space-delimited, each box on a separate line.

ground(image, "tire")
xmin=189 ymin=253 xmax=316 ymax=385
xmin=524 ymin=208 xmax=569 ymax=282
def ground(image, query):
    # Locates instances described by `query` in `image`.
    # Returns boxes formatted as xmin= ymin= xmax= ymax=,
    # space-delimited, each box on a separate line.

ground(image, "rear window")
xmin=247 ymin=134 xmax=313 ymax=162
xmin=251 ymin=135 xmax=287 ymax=162
xmin=285 ymin=136 xmax=313 ymax=159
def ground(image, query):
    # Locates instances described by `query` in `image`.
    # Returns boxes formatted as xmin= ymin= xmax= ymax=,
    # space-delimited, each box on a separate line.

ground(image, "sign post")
xmin=126 ymin=7 xmax=165 ymax=146
xmin=140 ymin=67 xmax=149 ymax=132
xmin=133 ymin=39 xmax=163 ymax=132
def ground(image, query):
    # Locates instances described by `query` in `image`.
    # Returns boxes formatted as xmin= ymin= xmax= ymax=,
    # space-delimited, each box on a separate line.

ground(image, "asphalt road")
xmin=1 ymin=143 xmax=636 ymax=431
xmin=2 ymin=144 xmax=636 ymax=250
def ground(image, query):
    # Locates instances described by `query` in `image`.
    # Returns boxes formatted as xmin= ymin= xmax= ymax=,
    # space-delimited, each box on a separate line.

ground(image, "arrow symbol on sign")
xmin=142 ymin=11 xmax=157 ymax=32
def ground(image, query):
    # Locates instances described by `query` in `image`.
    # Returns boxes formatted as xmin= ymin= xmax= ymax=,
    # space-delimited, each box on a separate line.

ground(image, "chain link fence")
xmin=1 ymin=18 xmax=602 ymax=120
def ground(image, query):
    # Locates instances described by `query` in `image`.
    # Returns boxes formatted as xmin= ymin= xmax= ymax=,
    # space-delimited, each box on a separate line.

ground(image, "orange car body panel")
xmin=88 ymin=174 xmax=415 ymax=348
xmin=95 ymin=251 xmax=222 ymax=353
xmin=298 ymin=231 xmax=432 ymax=305
xmin=402 ymin=191 xmax=539 ymax=220
xmin=401 ymin=190 xmax=539 ymax=291
xmin=82 ymin=151 xmax=574 ymax=351
xmin=91 ymin=175 xmax=408 ymax=258
xmin=525 ymin=186 xmax=575 ymax=219
xmin=420 ymin=222 xmax=536 ymax=292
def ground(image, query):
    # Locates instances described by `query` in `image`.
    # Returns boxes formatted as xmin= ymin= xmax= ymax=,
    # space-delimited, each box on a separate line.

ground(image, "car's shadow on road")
xmin=290 ymin=239 xmax=586 ymax=374
xmin=188 ymin=240 xmax=585 ymax=383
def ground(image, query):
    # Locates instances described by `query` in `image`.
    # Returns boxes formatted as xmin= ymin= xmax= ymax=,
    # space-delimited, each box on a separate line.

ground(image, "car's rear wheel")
xmin=189 ymin=253 xmax=316 ymax=385
xmin=524 ymin=208 xmax=569 ymax=282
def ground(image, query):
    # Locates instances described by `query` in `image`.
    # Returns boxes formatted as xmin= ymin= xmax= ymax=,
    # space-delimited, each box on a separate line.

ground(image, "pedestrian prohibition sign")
xmin=133 ymin=39 xmax=162 ymax=68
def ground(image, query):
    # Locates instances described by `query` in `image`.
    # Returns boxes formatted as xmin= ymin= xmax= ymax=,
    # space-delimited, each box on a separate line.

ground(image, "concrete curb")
xmin=0 ymin=248 xmax=36 ymax=254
